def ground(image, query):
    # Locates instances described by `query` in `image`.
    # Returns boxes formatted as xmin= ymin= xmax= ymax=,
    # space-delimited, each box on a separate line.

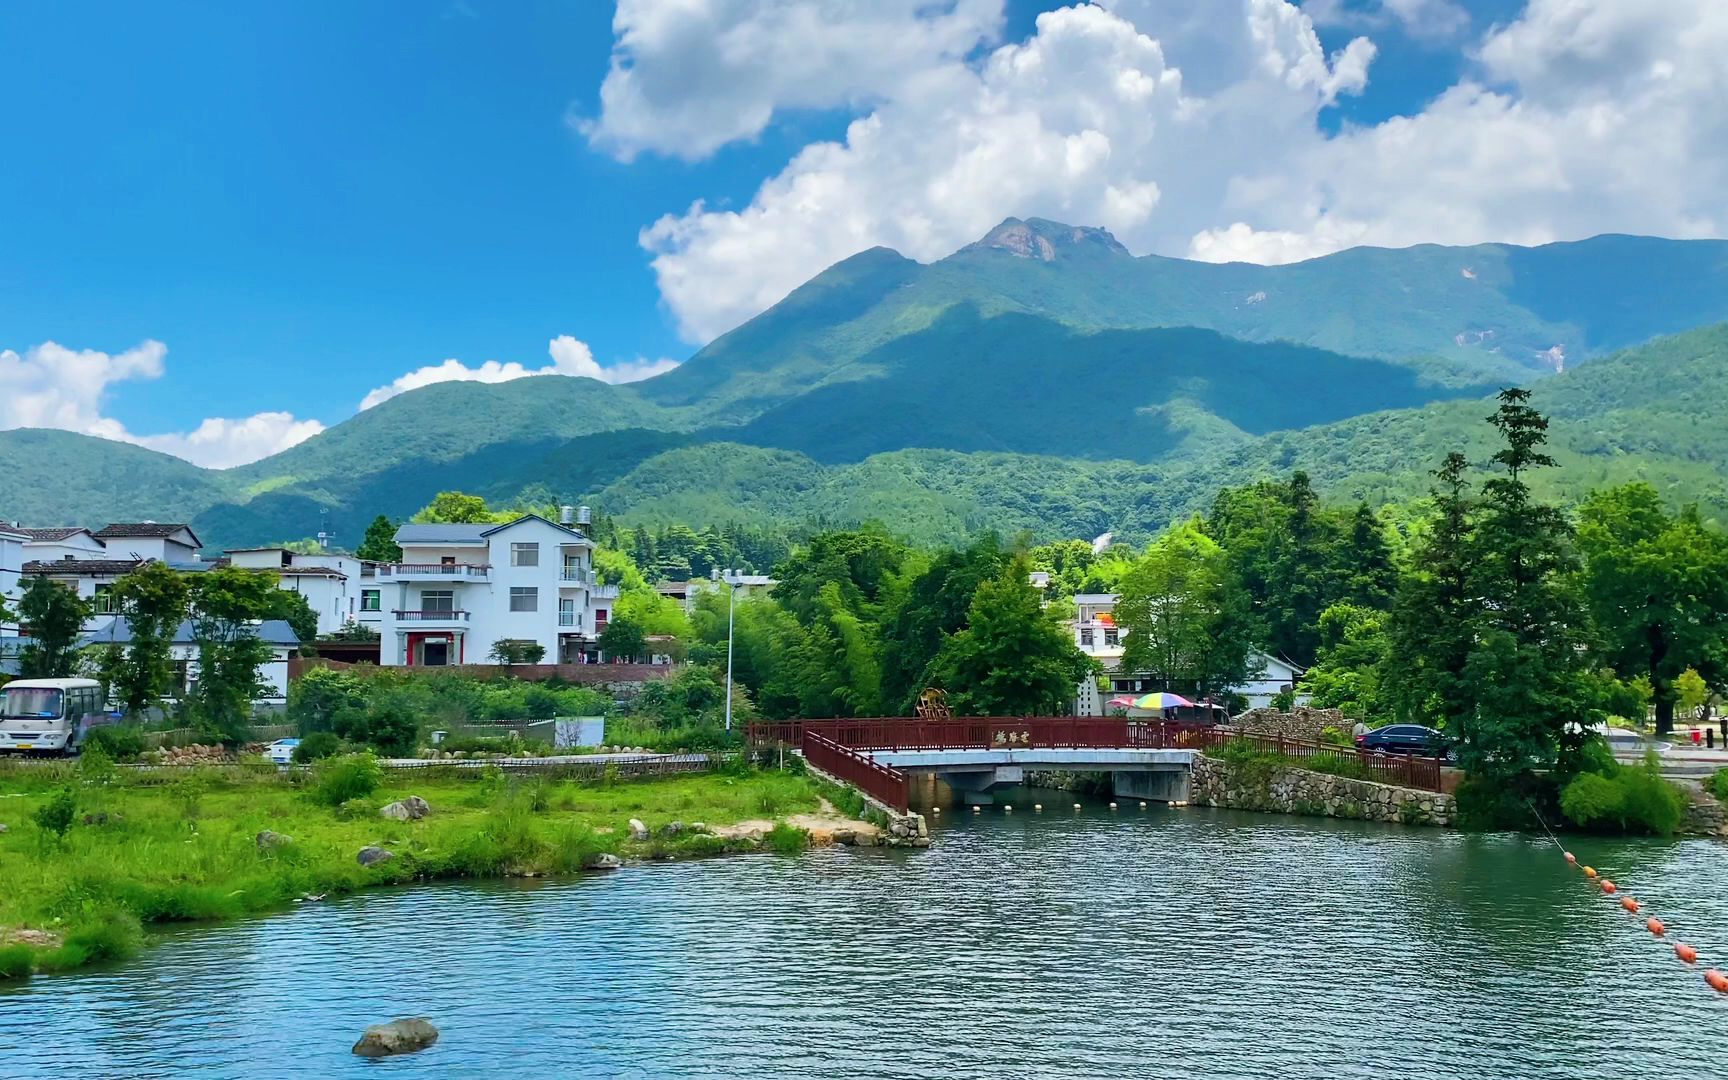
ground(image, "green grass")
xmin=0 ymin=760 xmax=829 ymax=981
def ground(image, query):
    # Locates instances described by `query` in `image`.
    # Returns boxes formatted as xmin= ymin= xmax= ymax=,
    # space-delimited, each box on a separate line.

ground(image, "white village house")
xmin=1066 ymin=592 xmax=1306 ymax=715
xmin=82 ymin=617 xmax=301 ymax=702
xmin=224 ymin=547 xmax=376 ymax=638
xmin=380 ymin=509 xmax=620 ymax=667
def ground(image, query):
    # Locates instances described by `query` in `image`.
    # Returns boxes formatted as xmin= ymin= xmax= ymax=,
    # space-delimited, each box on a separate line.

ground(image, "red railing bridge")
xmin=747 ymin=717 xmax=1443 ymax=813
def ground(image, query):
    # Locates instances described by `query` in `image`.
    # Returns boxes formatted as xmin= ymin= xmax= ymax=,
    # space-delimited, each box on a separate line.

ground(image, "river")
xmin=3 ymin=796 xmax=1726 ymax=1078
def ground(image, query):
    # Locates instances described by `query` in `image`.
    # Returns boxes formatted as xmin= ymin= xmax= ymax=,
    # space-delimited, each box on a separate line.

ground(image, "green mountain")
xmin=3 ymin=222 xmax=1727 ymax=549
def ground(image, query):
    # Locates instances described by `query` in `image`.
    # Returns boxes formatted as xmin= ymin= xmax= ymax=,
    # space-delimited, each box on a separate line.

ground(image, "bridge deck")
xmin=870 ymin=747 xmax=1195 ymax=770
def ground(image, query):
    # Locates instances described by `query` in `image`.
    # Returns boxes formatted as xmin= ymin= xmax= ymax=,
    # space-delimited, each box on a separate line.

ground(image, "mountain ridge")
xmin=4 ymin=224 xmax=1728 ymax=548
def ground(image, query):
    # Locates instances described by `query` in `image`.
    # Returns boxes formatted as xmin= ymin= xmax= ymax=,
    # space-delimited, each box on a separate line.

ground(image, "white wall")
xmin=22 ymin=533 xmax=106 ymax=563
xmin=0 ymin=534 xmax=22 ymax=634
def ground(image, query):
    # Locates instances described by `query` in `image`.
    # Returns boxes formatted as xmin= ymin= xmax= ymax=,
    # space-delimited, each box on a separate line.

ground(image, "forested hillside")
xmin=4 ymin=223 xmax=1727 ymax=549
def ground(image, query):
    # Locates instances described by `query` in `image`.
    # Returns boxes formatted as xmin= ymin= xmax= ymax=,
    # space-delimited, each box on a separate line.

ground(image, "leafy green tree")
xmin=1577 ymin=483 xmax=1728 ymax=735
xmin=263 ymin=587 xmax=320 ymax=647
xmin=878 ymin=536 xmax=1009 ymax=711
xmin=355 ymin=515 xmax=403 ymax=563
xmin=186 ymin=567 xmax=280 ymax=743
xmin=412 ymin=491 xmax=505 ymax=524
xmin=1114 ymin=519 xmax=1252 ymax=699
xmin=1298 ymin=603 xmax=1391 ymax=722
xmin=599 ymin=614 xmax=648 ymax=663
xmin=109 ymin=562 xmax=191 ymax=717
xmin=1457 ymin=389 xmax=1596 ymax=782
xmin=487 ymin=639 xmax=546 ymax=665
xmin=1677 ymin=668 xmax=1712 ymax=721
xmin=16 ymin=577 xmax=91 ymax=678
xmin=930 ymin=561 xmax=1094 ymax=716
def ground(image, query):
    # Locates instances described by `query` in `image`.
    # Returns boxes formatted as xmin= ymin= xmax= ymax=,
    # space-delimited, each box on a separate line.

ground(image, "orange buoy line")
xmin=1553 ymin=826 xmax=1725 ymax=996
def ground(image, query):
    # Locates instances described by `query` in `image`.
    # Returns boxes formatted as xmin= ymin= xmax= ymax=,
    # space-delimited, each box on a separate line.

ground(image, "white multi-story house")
xmin=0 ymin=526 xmax=26 ymax=634
xmin=379 ymin=511 xmax=619 ymax=667
xmin=224 ymin=547 xmax=374 ymax=638
xmin=1065 ymin=592 xmax=1306 ymax=714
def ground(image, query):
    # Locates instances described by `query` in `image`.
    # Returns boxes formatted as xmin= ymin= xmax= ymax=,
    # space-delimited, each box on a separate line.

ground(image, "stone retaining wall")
xmin=1229 ymin=706 xmax=1350 ymax=743
xmin=1190 ymin=753 xmax=1455 ymax=827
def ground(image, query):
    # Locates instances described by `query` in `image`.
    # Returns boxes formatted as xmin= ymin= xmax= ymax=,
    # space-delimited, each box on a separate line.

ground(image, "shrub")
xmin=81 ymin=725 xmax=144 ymax=762
xmin=41 ymin=908 xmax=142 ymax=971
xmin=0 ymin=944 xmax=35 ymax=980
xmin=1707 ymin=769 xmax=1728 ymax=802
xmin=1454 ymin=776 xmax=1551 ymax=832
xmin=765 ymin=823 xmax=809 ymax=854
xmin=291 ymin=731 xmax=342 ymax=764
xmin=32 ymin=787 xmax=77 ymax=840
xmin=1559 ymin=756 xmax=1687 ymax=836
xmin=310 ymin=752 xmax=383 ymax=807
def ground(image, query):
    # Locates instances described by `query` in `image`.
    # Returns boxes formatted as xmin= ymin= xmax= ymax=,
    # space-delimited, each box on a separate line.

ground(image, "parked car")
xmin=264 ymin=738 xmax=301 ymax=765
xmin=1356 ymin=724 xmax=1446 ymax=757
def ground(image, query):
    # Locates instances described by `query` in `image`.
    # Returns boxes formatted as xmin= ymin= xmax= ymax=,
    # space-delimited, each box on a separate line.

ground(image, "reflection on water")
xmin=3 ymin=796 xmax=1726 ymax=1079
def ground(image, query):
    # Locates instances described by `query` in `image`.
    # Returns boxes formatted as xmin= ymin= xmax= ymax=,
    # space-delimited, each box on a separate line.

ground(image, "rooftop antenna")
xmin=317 ymin=509 xmax=332 ymax=550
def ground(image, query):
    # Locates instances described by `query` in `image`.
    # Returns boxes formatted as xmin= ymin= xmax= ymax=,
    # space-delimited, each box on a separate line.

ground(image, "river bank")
xmin=0 ymin=759 xmax=880 ymax=981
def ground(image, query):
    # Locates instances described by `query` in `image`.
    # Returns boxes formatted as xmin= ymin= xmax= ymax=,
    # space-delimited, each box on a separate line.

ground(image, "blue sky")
xmin=1 ymin=0 xmax=1719 ymax=466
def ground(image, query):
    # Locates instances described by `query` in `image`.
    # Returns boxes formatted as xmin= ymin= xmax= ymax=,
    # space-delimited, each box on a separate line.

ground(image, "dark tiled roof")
xmin=23 ymin=559 xmax=145 ymax=575
xmin=13 ymin=527 xmax=96 ymax=542
xmin=94 ymin=523 xmax=201 ymax=544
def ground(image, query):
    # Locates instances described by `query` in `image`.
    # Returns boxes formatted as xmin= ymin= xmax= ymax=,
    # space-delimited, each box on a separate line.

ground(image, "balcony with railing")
xmin=559 ymin=566 xmax=594 ymax=585
xmin=558 ymin=611 xmax=580 ymax=628
xmin=391 ymin=609 xmax=471 ymax=625
xmin=380 ymin=563 xmax=490 ymax=582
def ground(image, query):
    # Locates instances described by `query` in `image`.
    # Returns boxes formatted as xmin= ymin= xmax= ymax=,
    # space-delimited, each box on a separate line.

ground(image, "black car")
xmin=1356 ymin=724 xmax=1445 ymax=756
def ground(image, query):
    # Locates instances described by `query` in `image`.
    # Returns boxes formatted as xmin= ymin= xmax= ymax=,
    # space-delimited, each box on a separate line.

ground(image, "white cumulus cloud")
xmin=593 ymin=0 xmax=1728 ymax=342
xmin=0 ymin=340 xmax=325 ymax=469
xmin=580 ymin=0 xmax=1005 ymax=162
xmin=358 ymin=336 xmax=679 ymax=410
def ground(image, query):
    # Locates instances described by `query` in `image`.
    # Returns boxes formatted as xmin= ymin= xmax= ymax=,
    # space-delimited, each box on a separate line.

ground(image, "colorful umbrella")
xmin=1132 ymin=692 xmax=1195 ymax=710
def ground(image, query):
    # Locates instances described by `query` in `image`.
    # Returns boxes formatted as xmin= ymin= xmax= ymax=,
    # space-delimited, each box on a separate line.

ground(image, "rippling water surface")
xmin=4 ymin=799 xmax=1726 ymax=1078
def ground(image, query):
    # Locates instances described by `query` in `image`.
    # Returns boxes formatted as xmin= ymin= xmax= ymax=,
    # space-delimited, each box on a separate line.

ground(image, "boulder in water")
xmin=352 ymin=1017 xmax=439 ymax=1058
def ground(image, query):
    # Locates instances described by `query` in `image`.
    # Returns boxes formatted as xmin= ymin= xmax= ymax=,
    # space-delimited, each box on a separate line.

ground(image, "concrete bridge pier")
xmin=1112 ymin=769 xmax=1191 ymax=804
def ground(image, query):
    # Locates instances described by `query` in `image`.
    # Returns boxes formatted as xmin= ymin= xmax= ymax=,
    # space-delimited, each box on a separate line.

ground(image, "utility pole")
xmin=724 ymin=577 xmax=738 ymax=733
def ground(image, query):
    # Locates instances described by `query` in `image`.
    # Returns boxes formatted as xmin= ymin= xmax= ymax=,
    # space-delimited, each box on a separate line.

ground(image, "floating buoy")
xmin=1601 ymin=880 xmax=1617 ymax=895
xmin=1034 ymin=803 xmax=1043 ymax=812
xmin=1676 ymin=942 xmax=1699 ymax=964
xmin=1139 ymin=801 xmax=1147 ymax=809
xmin=1563 ymin=851 xmax=1576 ymax=863
xmin=1620 ymin=896 xmax=1640 ymax=913
xmin=1707 ymin=969 xmax=1728 ymax=994
xmin=1073 ymin=803 xmax=1082 ymax=810
xmin=1648 ymin=918 xmax=1666 ymax=936
xmin=1003 ymin=805 xmax=1012 ymax=813
xmin=972 ymin=805 xmax=982 ymax=813
xmin=1583 ymin=866 xmax=1598 ymax=878
xmin=931 ymin=807 xmax=941 ymax=814
xmin=1109 ymin=802 xmax=1118 ymax=810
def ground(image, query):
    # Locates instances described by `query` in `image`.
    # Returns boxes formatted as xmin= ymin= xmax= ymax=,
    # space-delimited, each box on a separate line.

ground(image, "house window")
xmin=1104 ymin=629 xmax=1119 ymax=647
xmin=422 ymin=590 xmax=455 ymax=613
xmin=510 ymin=587 xmax=538 ymax=612
xmin=92 ymin=584 xmax=118 ymax=614
xmin=511 ymin=542 xmax=539 ymax=567
xmin=361 ymin=589 xmax=381 ymax=612
xmin=558 ymin=597 xmax=577 ymax=628
xmin=1080 ymin=628 xmax=1094 ymax=647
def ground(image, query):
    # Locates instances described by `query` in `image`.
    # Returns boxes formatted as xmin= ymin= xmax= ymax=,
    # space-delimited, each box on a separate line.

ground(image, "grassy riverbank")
xmin=0 ymin=758 xmax=855 ymax=981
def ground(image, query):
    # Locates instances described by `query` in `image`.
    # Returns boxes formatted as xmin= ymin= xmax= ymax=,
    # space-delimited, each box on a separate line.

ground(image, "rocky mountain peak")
xmin=961 ymin=217 xmax=1129 ymax=261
